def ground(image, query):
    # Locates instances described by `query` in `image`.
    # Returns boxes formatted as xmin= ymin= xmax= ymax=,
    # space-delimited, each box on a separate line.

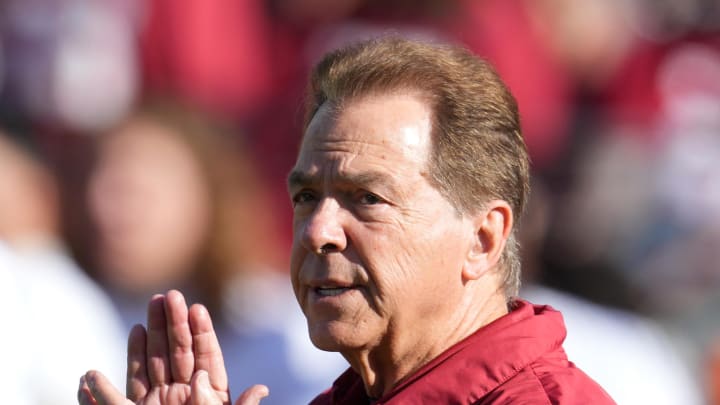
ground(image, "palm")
xmin=135 ymin=385 xmax=193 ymax=404
xmin=79 ymin=291 xmax=238 ymax=405
xmin=134 ymin=383 xmax=223 ymax=405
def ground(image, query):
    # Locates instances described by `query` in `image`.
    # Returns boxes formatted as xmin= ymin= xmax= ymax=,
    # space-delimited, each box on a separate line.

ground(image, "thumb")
xmin=234 ymin=385 xmax=269 ymax=405
xmin=191 ymin=370 xmax=223 ymax=405
xmin=80 ymin=370 xmax=130 ymax=405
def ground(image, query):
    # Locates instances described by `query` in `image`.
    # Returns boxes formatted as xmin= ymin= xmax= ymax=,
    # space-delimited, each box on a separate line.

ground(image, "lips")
xmin=307 ymin=278 xmax=362 ymax=300
xmin=315 ymin=286 xmax=353 ymax=296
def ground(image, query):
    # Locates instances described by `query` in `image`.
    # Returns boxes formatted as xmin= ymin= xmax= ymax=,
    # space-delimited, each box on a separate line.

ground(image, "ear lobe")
xmin=462 ymin=201 xmax=513 ymax=281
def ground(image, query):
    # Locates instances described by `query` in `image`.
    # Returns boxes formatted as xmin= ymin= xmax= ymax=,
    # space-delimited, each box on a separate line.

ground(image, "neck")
xmin=344 ymin=283 xmax=508 ymax=398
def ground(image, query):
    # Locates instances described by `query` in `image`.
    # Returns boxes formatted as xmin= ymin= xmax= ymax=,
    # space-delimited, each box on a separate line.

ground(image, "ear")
xmin=462 ymin=200 xmax=513 ymax=281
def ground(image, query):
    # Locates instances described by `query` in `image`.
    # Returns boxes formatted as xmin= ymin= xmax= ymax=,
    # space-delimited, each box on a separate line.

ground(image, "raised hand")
xmin=77 ymin=290 xmax=269 ymax=405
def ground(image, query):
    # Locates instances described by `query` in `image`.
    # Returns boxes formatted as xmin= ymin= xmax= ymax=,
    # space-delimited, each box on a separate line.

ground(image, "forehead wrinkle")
xmin=287 ymin=159 xmax=399 ymax=192
xmin=307 ymin=137 xmax=377 ymax=155
xmin=304 ymin=117 xmax=431 ymax=166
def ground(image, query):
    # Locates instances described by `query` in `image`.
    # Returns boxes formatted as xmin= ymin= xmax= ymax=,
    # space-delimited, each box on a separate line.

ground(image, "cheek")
xmin=289 ymin=224 xmax=304 ymax=273
xmin=356 ymin=223 xmax=430 ymax=299
xmin=289 ymin=243 xmax=306 ymax=299
xmin=370 ymin=215 xmax=466 ymax=291
xmin=388 ymin=214 xmax=457 ymax=266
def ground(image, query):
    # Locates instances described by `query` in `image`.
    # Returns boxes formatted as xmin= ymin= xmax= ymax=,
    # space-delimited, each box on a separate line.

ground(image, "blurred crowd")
xmin=0 ymin=0 xmax=719 ymax=404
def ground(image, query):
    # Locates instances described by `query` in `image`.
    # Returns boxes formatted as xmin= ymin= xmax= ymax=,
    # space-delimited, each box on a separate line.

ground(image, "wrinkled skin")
xmin=287 ymin=93 xmax=509 ymax=397
xmin=77 ymin=290 xmax=268 ymax=405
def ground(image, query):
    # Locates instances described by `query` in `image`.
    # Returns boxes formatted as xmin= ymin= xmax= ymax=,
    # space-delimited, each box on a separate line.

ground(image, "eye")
xmin=359 ymin=192 xmax=382 ymax=205
xmin=292 ymin=191 xmax=316 ymax=207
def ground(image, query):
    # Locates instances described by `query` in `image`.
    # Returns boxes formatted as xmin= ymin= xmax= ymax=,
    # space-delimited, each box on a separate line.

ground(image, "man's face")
xmin=288 ymin=92 xmax=476 ymax=355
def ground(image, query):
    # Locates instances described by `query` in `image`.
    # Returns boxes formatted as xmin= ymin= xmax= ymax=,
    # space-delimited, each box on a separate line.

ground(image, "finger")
xmin=146 ymin=294 xmax=171 ymax=386
xmin=83 ymin=370 xmax=131 ymax=405
xmin=235 ymin=385 xmax=270 ymax=405
xmin=190 ymin=370 xmax=224 ymax=405
xmin=78 ymin=375 xmax=98 ymax=405
xmin=165 ymin=289 xmax=194 ymax=384
xmin=126 ymin=324 xmax=149 ymax=401
xmin=189 ymin=303 xmax=228 ymax=392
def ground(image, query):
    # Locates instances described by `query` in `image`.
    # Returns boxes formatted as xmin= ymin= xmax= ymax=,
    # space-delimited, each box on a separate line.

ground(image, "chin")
xmin=307 ymin=321 xmax=366 ymax=353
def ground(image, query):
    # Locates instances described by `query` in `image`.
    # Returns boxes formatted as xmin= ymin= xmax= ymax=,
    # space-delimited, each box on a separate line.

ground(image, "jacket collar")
xmin=327 ymin=300 xmax=567 ymax=404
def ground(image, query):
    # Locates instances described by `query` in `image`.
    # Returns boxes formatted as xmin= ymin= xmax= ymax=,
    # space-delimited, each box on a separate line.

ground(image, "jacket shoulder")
xmin=478 ymin=351 xmax=616 ymax=404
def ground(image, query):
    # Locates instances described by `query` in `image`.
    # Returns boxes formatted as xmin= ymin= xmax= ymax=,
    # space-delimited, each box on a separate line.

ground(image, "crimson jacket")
xmin=310 ymin=300 xmax=616 ymax=404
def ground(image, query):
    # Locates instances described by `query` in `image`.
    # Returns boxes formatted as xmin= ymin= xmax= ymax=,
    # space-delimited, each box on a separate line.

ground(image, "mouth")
xmin=315 ymin=286 xmax=355 ymax=297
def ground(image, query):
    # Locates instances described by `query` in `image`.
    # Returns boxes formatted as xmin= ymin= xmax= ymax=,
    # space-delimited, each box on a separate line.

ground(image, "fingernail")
xmin=86 ymin=373 xmax=96 ymax=390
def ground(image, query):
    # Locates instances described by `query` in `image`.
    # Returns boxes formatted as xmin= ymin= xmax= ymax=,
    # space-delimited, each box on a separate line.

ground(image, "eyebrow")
xmin=287 ymin=169 xmax=397 ymax=192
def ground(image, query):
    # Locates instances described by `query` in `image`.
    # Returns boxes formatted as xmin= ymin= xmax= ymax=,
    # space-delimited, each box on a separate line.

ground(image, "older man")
xmin=79 ymin=37 xmax=614 ymax=404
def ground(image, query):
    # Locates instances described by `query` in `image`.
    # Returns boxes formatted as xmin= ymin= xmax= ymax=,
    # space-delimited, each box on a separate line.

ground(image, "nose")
xmin=300 ymin=197 xmax=347 ymax=255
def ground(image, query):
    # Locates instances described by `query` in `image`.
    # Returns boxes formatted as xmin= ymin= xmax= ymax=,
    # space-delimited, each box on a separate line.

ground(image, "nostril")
xmin=319 ymin=243 xmax=337 ymax=255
